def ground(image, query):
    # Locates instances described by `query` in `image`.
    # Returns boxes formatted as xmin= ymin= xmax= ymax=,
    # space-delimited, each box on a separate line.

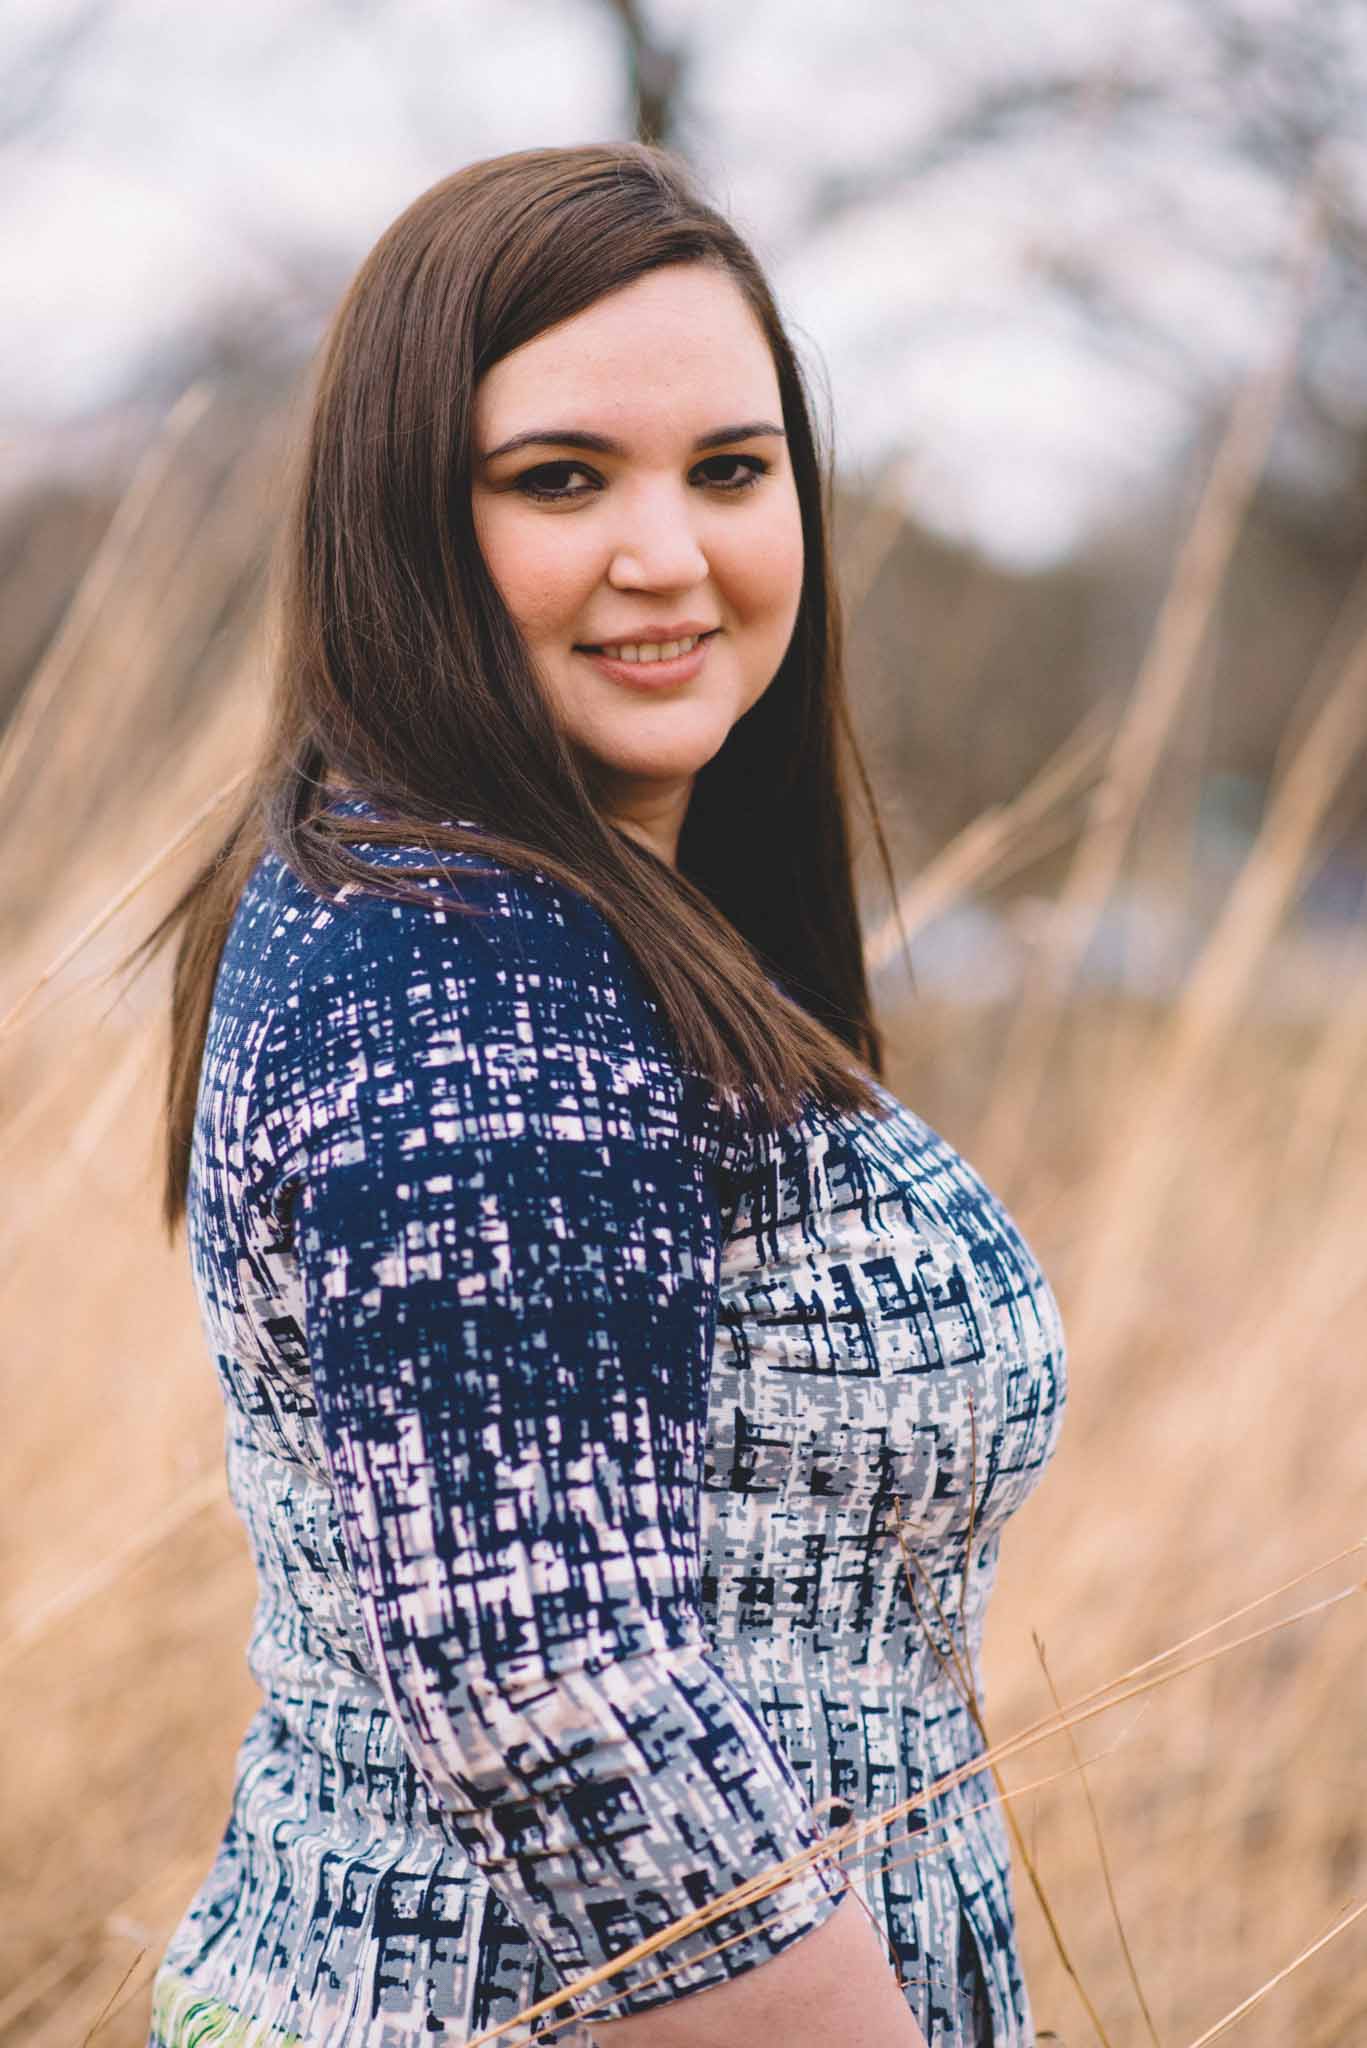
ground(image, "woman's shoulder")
xmin=221 ymin=795 xmax=674 ymax=1086
xmin=234 ymin=797 xmax=615 ymax=981
xmin=216 ymin=794 xmax=743 ymax=1172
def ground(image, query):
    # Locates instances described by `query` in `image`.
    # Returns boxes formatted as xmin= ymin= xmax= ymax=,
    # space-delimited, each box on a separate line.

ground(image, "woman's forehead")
xmin=474 ymin=268 xmax=780 ymax=444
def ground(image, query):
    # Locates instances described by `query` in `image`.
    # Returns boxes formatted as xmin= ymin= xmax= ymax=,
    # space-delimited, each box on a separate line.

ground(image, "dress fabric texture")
xmin=148 ymin=803 xmax=1067 ymax=2048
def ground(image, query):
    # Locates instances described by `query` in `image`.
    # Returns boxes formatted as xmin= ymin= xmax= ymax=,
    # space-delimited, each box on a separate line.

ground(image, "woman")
xmin=141 ymin=142 xmax=1067 ymax=2047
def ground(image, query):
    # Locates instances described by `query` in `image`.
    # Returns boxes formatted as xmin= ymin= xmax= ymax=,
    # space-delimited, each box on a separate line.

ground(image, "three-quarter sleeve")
xmin=259 ymin=851 xmax=846 ymax=2023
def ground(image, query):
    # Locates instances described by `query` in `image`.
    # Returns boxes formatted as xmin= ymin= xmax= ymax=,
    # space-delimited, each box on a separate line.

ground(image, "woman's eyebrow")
xmin=480 ymin=420 xmax=787 ymax=463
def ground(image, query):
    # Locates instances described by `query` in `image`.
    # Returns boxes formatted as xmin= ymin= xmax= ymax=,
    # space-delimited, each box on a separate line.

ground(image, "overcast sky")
xmin=3 ymin=0 xmax=1364 ymax=567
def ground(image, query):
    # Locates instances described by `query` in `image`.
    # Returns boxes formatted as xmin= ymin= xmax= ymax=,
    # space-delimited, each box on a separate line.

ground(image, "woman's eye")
xmin=515 ymin=463 xmax=599 ymax=501
xmin=695 ymin=455 xmax=770 ymax=492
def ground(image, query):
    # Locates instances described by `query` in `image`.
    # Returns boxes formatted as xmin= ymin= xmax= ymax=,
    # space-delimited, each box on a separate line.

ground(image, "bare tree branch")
xmin=600 ymin=0 xmax=685 ymax=147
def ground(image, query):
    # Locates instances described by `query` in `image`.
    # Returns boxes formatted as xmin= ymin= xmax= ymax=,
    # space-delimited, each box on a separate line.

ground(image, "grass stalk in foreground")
xmin=450 ymin=1559 xmax=1366 ymax=2048
xmin=890 ymin=1489 xmax=1112 ymax=2048
xmin=79 ymin=1949 xmax=148 ymax=2048
xmin=1035 ymin=1633 xmax=1163 ymax=2048
xmin=1179 ymin=1896 xmax=1367 ymax=2048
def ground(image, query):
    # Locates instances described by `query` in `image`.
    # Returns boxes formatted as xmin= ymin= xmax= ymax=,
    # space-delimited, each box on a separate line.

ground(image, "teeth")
xmin=596 ymin=634 xmax=700 ymax=663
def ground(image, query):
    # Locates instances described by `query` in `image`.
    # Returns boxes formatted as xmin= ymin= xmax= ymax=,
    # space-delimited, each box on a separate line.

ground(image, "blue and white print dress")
xmin=149 ymin=802 xmax=1067 ymax=2048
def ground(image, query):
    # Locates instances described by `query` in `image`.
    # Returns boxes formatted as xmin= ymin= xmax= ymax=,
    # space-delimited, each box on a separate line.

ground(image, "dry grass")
xmin=3 ymin=350 xmax=1367 ymax=2048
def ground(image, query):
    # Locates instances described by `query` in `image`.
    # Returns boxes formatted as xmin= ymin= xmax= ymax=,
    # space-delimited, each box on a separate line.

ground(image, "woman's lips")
xmin=575 ymin=630 xmax=718 ymax=689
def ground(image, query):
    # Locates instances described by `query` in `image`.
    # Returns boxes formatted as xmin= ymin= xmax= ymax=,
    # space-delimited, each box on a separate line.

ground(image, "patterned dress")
xmin=148 ymin=803 xmax=1067 ymax=2048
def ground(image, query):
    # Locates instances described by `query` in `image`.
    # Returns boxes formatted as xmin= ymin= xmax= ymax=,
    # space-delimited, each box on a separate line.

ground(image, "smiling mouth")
xmin=582 ymin=622 xmax=725 ymax=655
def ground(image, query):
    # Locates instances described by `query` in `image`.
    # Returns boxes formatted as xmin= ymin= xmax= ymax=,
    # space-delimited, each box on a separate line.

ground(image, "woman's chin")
xmin=582 ymin=731 xmax=731 ymax=786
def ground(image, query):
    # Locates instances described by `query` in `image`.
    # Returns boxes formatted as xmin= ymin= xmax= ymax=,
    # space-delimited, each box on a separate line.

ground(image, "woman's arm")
xmin=268 ymin=850 xmax=874 ymax=2031
xmin=590 ymin=1891 xmax=928 ymax=2048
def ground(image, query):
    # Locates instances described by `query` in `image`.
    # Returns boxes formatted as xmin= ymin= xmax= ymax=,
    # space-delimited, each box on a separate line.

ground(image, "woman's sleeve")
xmin=269 ymin=862 xmax=846 ymax=2023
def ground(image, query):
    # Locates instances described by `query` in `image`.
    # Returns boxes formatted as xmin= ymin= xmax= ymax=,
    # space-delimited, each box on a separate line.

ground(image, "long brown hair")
xmin=133 ymin=140 xmax=902 ymax=1235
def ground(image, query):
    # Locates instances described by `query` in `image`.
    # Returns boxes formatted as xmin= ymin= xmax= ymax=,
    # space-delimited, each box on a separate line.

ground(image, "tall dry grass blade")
xmin=79 ymin=1947 xmax=149 ymax=2048
xmin=455 ymin=1844 xmax=854 ymax=2048
xmin=0 ymin=382 xmax=214 ymax=813
xmin=890 ymin=1450 xmax=1114 ymax=2048
xmin=951 ymin=1572 xmax=1353 ymax=1822
xmin=1180 ymin=1895 xmax=1367 ymax=2047
xmin=523 ymin=1748 xmax=1142 ymax=2047
xmin=1028 ymin=1583 xmax=1362 ymax=1775
xmin=0 ymin=1468 xmax=224 ymax=1671
xmin=1071 ymin=606 xmax=1367 ymax=1354
xmin=981 ymin=1578 xmax=1366 ymax=1804
xmin=7 ymin=1942 xmax=152 ymax=2048
xmin=864 ymin=702 xmax=1112 ymax=969
xmin=461 ymin=1570 xmax=1356 ymax=2048
xmin=1034 ymin=1634 xmax=1163 ymax=2048
xmin=977 ymin=165 xmax=1329 ymax=1195
xmin=1040 ymin=1536 xmax=1366 ymax=1732
xmin=910 ymin=1566 xmax=1112 ymax=2047
xmin=869 ymin=1717 xmax=1147 ymax=1893
xmin=0 ymin=1853 xmax=207 ymax=2040
xmin=424 ymin=1567 xmax=1367 ymax=2048
xmin=470 ymin=1750 xmax=1122 ymax=2048
xmin=0 ymin=768 xmax=250 ymax=1043
xmin=472 ymin=1492 xmax=1138 ymax=2048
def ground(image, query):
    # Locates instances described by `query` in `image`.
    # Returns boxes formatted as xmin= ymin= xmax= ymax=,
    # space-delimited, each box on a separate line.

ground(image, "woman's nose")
xmin=606 ymin=487 xmax=709 ymax=592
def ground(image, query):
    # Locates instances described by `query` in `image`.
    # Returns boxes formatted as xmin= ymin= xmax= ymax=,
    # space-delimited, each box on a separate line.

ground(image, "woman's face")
xmin=470 ymin=262 xmax=805 ymax=864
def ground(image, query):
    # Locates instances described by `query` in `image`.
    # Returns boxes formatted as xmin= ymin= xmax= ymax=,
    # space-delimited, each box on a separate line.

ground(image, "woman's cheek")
xmin=481 ymin=513 xmax=585 ymax=643
xmin=753 ymin=531 xmax=804 ymax=663
xmin=743 ymin=499 xmax=804 ymax=619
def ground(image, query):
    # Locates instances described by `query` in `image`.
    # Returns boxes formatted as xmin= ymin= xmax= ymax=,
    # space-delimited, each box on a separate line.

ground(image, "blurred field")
xmin=3 ymin=371 xmax=1367 ymax=2048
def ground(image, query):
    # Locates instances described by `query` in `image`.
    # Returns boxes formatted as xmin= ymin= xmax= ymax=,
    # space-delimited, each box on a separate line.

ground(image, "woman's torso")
xmin=150 ymin=838 xmax=1067 ymax=2048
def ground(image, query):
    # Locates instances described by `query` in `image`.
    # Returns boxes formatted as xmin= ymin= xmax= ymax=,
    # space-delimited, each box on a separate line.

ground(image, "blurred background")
xmin=4 ymin=2 xmax=1367 ymax=2042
